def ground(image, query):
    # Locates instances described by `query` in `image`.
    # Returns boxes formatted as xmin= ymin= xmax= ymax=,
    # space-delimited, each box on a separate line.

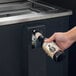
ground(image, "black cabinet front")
xmin=0 ymin=16 xmax=69 ymax=76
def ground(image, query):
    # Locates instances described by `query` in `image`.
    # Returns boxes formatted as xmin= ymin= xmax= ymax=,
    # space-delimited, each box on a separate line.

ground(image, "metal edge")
xmin=0 ymin=10 xmax=72 ymax=26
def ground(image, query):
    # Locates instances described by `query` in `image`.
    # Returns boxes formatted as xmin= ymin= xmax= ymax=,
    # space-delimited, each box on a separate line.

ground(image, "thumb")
xmin=44 ymin=34 xmax=55 ymax=42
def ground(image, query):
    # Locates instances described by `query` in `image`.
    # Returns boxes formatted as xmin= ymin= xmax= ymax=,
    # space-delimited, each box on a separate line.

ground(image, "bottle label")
xmin=42 ymin=42 xmax=61 ymax=59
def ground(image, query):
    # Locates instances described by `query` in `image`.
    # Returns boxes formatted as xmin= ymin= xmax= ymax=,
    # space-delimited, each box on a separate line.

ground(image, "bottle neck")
xmin=38 ymin=35 xmax=45 ymax=45
xmin=34 ymin=31 xmax=45 ymax=45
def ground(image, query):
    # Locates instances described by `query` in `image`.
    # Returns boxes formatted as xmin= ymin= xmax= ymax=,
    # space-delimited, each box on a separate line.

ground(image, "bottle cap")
xmin=53 ymin=51 xmax=64 ymax=62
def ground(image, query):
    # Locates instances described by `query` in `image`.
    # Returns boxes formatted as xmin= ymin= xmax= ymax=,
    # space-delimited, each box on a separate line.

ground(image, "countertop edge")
xmin=0 ymin=10 xmax=72 ymax=26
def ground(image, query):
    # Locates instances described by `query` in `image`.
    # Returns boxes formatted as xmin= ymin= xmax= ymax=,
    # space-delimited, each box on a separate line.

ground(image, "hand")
xmin=44 ymin=32 xmax=74 ymax=51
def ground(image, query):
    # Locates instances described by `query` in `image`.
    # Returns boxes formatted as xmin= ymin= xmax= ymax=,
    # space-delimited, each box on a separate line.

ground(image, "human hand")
xmin=44 ymin=32 xmax=74 ymax=51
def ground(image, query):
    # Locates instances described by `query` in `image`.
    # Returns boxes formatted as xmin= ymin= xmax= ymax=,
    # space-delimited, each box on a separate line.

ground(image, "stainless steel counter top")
xmin=0 ymin=10 xmax=72 ymax=26
xmin=0 ymin=1 xmax=72 ymax=26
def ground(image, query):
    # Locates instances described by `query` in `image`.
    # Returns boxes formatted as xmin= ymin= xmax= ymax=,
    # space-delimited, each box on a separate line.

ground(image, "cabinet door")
xmin=25 ymin=16 xmax=69 ymax=76
xmin=0 ymin=24 xmax=25 ymax=76
xmin=25 ymin=23 xmax=47 ymax=76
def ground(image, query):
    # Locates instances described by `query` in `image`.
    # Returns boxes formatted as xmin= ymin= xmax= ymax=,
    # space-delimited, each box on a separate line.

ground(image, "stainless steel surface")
xmin=0 ymin=2 xmax=30 ymax=12
xmin=0 ymin=0 xmax=25 ymax=3
xmin=0 ymin=1 xmax=72 ymax=25
xmin=0 ymin=11 xmax=72 ymax=26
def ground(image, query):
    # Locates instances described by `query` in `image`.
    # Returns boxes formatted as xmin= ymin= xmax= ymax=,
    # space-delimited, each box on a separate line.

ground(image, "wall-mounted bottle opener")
xmin=32 ymin=30 xmax=64 ymax=62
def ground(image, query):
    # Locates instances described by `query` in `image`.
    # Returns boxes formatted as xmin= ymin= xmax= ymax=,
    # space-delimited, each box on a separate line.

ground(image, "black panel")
xmin=0 ymin=24 xmax=25 ymax=76
xmin=38 ymin=0 xmax=76 ymax=10
xmin=0 ymin=16 xmax=70 ymax=76
xmin=24 ymin=16 xmax=69 ymax=76
xmin=27 ymin=24 xmax=47 ymax=76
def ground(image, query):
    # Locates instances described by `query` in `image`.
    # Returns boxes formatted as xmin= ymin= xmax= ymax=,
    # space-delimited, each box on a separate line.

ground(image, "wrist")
xmin=66 ymin=26 xmax=76 ymax=43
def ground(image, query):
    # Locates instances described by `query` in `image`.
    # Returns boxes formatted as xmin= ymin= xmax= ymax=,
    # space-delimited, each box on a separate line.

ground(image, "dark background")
xmin=39 ymin=0 xmax=76 ymax=10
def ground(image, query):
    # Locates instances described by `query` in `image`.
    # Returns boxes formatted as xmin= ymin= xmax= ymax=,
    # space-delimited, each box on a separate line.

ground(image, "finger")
xmin=56 ymin=42 xmax=66 ymax=52
xmin=44 ymin=34 xmax=55 ymax=42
